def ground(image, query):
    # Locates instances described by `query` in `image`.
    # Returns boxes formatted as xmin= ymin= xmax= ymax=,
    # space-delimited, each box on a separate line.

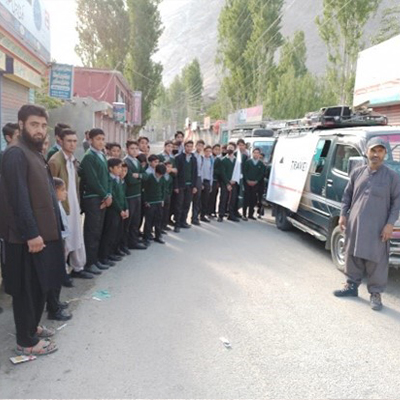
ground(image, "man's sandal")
xmin=15 ymin=339 xmax=58 ymax=356
xmin=37 ymin=325 xmax=56 ymax=338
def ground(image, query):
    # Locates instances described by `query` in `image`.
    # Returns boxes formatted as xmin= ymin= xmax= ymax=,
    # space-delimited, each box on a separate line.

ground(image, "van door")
xmin=297 ymin=138 xmax=333 ymax=230
xmin=325 ymin=143 xmax=362 ymax=211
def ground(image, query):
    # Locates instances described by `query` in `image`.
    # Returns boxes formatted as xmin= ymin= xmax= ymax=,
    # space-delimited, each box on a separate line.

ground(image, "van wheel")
xmin=275 ymin=206 xmax=292 ymax=231
xmin=331 ymin=225 xmax=346 ymax=272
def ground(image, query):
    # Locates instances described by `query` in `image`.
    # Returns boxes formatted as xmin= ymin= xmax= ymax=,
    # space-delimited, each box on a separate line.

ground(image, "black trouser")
xmin=175 ymin=186 xmax=193 ymax=226
xmin=99 ymin=208 xmax=122 ymax=261
xmin=12 ymin=263 xmax=46 ymax=348
xmin=218 ymin=183 xmax=238 ymax=219
xmin=170 ymin=191 xmax=177 ymax=223
xmin=163 ymin=195 xmax=171 ymax=229
xmin=245 ymin=183 xmax=259 ymax=217
xmin=201 ymin=179 xmax=211 ymax=218
xmin=144 ymin=203 xmax=163 ymax=240
xmin=46 ymin=287 xmax=62 ymax=314
xmin=208 ymin=180 xmax=219 ymax=215
xmin=191 ymin=176 xmax=203 ymax=223
xmin=83 ymin=197 xmax=106 ymax=267
xmin=125 ymin=196 xmax=141 ymax=247
xmin=242 ymin=182 xmax=250 ymax=217
xmin=257 ymin=180 xmax=265 ymax=215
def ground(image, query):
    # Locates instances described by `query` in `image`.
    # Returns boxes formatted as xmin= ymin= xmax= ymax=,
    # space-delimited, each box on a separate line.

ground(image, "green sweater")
xmin=109 ymin=178 xmax=128 ymax=213
xmin=124 ymin=157 xmax=148 ymax=198
xmin=79 ymin=149 xmax=111 ymax=199
xmin=157 ymin=152 xmax=176 ymax=168
xmin=220 ymin=156 xmax=236 ymax=185
xmin=213 ymin=156 xmax=222 ymax=181
xmin=243 ymin=159 xmax=266 ymax=182
xmin=143 ymin=174 xmax=165 ymax=204
xmin=163 ymin=174 xmax=174 ymax=199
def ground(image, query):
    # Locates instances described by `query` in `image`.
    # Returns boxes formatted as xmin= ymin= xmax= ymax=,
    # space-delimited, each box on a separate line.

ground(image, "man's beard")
xmin=21 ymin=128 xmax=46 ymax=151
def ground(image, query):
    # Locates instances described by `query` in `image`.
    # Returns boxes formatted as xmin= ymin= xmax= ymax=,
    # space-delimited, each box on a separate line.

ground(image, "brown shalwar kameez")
xmin=341 ymin=165 xmax=400 ymax=293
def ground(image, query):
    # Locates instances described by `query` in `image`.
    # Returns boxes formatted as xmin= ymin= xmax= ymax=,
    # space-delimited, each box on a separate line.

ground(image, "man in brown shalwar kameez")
xmin=334 ymin=136 xmax=400 ymax=310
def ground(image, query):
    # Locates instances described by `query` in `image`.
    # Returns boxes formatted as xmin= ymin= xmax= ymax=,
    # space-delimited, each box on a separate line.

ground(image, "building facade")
xmin=0 ymin=0 xmax=50 ymax=150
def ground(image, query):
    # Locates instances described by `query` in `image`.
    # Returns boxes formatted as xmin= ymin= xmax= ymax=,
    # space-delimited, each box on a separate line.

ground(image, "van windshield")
xmin=253 ymin=141 xmax=275 ymax=162
xmin=372 ymin=134 xmax=400 ymax=175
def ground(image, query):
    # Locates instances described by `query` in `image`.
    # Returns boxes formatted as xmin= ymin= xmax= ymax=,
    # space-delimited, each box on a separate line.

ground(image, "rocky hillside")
xmin=154 ymin=0 xmax=392 ymax=97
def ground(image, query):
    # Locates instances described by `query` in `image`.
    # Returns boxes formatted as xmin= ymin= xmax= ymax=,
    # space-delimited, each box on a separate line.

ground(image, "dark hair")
xmin=126 ymin=140 xmax=139 ymax=148
xmin=2 ymin=123 xmax=19 ymax=140
xmin=89 ymin=128 xmax=105 ymax=139
xmin=121 ymin=162 xmax=128 ymax=168
xmin=18 ymin=104 xmax=48 ymax=123
xmin=55 ymin=123 xmax=70 ymax=138
xmin=185 ymin=140 xmax=194 ymax=146
xmin=172 ymin=140 xmax=180 ymax=146
xmin=204 ymin=145 xmax=212 ymax=151
xmin=164 ymin=140 xmax=173 ymax=147
xmin=237 ymin=139 xmax=245 ymax=145
xmin=221 ymin=144 xmax=228 ymax=151
xmin=228 ymin=142 xmax=237 ymax=149
xmin=59 ymin=128 xmax=77 ymax=140
xmin=212 ymin=144 xmax=221 ymax=149
xmin=175 ymin=131 xmax=184 ymax=138
xmin=53 ymin=177 xmax=65 ymax=190
xmin=138 ymin=136 xmax=149 ymax=144
xmin=253 ymin=147 xmax=261 ymax=153
xmin=108 ymin=158 xmax=123 ymax=169
xmin=148 ymin=154 xmax=159 ymax=163
xmin=109 ymin=142 xmax=121 ymax=150
xmin=155 ymin=163 xmax=166 ymax=175
xmin=137 ymin=154 xmax=147 ymax=163
xmin=164 ymin=160 xmax=172 ymax=166
xmin=196 ymin=139 xmax=205 ymax=146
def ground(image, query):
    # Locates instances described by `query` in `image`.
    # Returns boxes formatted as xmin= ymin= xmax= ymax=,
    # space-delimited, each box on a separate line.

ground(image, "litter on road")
xmin=10 ymin=355 xmax=37 ymax=365
xmin=219 ymin=337 xmax=232 ymax=349
xmin=92 ymin=290 xmax=111 ymax=301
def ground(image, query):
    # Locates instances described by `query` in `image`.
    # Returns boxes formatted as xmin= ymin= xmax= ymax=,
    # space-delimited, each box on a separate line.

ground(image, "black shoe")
xmin=96 ymin=261 xmax=110 ymax=270
xmin=200 ymin=217 xmax=211 ymax=223
xmin=192 ymin=220 xmax=201 ymax=226
xmin=108 ymin=255 xmax=122 ymax=262
xmin=58 ymin=301 xmax=69 ymax=310
xmin=143 ymin=240 xmax=151 ymax=247
xmin=148 ymin=233 xmax=155 ymax=240
xmin=181 ymin=223 xmax=191 ymax=229
xmin=71 ymin=270 xmax=94 ymax=279
xmin=103 ymin=259 xmax=117 ymax=267
xmin=249 ymin=215 xmax=257 ymax=220
xmin=0 ymin=307 xmax=3 ymax=314
xmin=218 ymin=217 xmax=223 ymax=222
xmin=228 ymin=216 xmax=240 ymax=222
xmin=235 ymin=213 xmax=242 ymax=218
xmin=85 ymin=265 xmax=102 ymax=275
xmin=161 ymin=230 xmax=168 ymax=235
xmin=120 ymin=247 xmax=131 ymax=256
xmin=155 ymin=237 xmax=165 ymax=244
xmin=62 ymin=275 xmax=74 ymax=288
xmin=164 ymin=226 xmax=172 ymax=231
xmin=114 ymin=250 xmax=126 ymax=257
xmin=174 ymin=226 xmax=180 ymax=233
xmin=333 ymin=283 xmax=358 ymax=297
xmin=129 ymin=243 xmax=148 ymax=250
xmin=242 ymin=216 xmax=248 ymax=221
xmin=48 ymin=309 xmax=73 ymax=321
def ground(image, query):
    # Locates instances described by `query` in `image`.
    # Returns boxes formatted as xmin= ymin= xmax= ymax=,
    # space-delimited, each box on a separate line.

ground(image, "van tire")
xmin=331 ymin=225 xmax=346 ymax=272
xmin=275 ymin=206 xmax=292 ymax=231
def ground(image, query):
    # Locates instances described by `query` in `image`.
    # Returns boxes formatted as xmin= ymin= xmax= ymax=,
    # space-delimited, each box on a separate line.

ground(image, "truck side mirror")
xmin=347 ymin=156 xmax=366 ymax=175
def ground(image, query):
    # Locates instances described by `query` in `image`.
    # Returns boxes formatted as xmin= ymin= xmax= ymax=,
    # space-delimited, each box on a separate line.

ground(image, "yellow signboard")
xmin=0 ymin=50 xmax=5 ymax=71
xmin=5 ymin=59 xmax=42 ymax=88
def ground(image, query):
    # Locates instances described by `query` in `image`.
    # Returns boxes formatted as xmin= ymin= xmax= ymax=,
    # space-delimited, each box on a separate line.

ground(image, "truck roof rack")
xmin=279 ymin=106 xmax=388 ymax=135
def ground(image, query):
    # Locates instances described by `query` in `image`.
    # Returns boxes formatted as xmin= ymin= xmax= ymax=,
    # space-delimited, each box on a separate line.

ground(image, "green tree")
xmin=278 ymin=31 xmax=307 ymax=77
xmin=372 ymin=4 xmax=400 ymax=45
xmin=182 ymin=59 xmax=204 ymax=121
xmin=125 ymin=0 xmax=164 ymax=128
xmin=75 ymin=0 xmax=130 ymax=71
xmin=316 ymin=0 xmax=382 ymax=105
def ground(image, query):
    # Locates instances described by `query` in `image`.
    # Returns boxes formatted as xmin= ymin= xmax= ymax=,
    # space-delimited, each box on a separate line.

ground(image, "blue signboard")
xmin=113 ymin=102 xmax=126 ymax=123
xmin=49 ymin=64 xmax=74 ymax=100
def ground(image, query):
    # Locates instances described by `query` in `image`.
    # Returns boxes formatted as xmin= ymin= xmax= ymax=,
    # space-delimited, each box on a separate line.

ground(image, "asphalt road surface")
xmin=2 ymin=214 xmax=400 ymax=399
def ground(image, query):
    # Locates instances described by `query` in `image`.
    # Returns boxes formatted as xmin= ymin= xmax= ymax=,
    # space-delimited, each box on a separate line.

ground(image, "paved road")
xmin=2 ymin=214 xmax=400 ymax=399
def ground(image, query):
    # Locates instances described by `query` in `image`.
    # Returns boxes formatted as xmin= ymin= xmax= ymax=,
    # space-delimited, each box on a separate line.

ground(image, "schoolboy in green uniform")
xmin=99 ymin=158 xmax=129 ymax=264
xmin=243 ymin=148 xmax=266 ymax=220
xmin=124 ymin=140 xmax=148 ymax=250
xmin=162 ymin=161 xmax=174 ymax=232
xmin=79 ymin=128 xmax=112 ymax=275
xmin=143 ymin=163 xmax=167 ymax=246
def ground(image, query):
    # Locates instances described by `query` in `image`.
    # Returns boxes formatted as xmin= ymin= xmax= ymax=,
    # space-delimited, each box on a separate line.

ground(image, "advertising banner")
xmin=204 ymin=116 xmax=211 ymax=130
xmin=267 ymin=134 xmax=320 ymax=212
xmin=133 ymin=91 xmax=142 ymax=126
xmin=113 ymin=102 xmax=126 ymax=123
xmin=236 ymin=105 xmax=263 ymax=125
xmin=49 ymin=64 xmax=74 ymax=100
xmin=0 ymin=0 xmax=50 ymax=63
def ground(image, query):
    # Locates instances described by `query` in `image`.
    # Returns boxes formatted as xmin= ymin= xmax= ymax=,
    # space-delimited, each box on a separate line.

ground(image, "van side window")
xmin=311 ymin=140 xmax=331 ymax=175
xmin=333 ymin=145 xmax=360 ymax=174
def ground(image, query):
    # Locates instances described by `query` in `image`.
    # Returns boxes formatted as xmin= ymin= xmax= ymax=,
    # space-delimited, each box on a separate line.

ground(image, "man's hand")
xmin=105 ymin=196 xmax=112 ymax=207
xmin=132 ymin=173 xmax=139 ymax=179
xmin=229 ymin=180 xmax=236 ymax=185
xmin=174 ymin=189 xmax=179 ymax=194
xmin=381 ymin=224 xmax=394 ymax=242
xmin=100 ymin=202 xmax=106 ymax=210
xmin=247 ymin=181 xmax=256 ymax=187
xmin=145 ymin=202 xmax=150 ymax=208
xmin=227 ymin=184 xmax=232 ymax=192
xmin=27 ymin=236 xmax=46 ymax=253
xmin=339 ymin=216 xmax=347 ymax=232
xmin=193 ymin=187 xmax=198 ymax=194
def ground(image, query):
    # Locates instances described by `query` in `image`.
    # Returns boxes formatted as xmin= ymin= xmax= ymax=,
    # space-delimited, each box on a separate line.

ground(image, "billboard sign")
xmin=203 ymin=116 xmax=211 ymax=130
xmin=113 ymin=102 xmax=126 ymax=123
xmin=49 ymin=64 xmax=74 ymax=100
xmin=354 ymin=35 xmax=400 ymax=107
xmin=0 ymin=0 xmax=51 ymax=63
xmin=236 ymin=105 xmax=263 ymax=124
xmin=133 ymin=91 xmax=142 ymax=126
